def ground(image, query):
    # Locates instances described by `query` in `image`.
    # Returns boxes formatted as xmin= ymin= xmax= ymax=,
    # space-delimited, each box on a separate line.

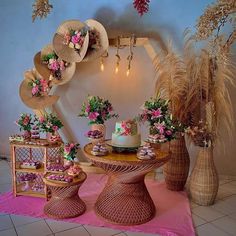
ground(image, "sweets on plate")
xmin=91 ymin=142 xmax=108 ymax=156
xmin=67 ymin=165 xmax=82 ymax=177
xmin=46 ymin=174 xmax=73 ymax=183
xmin=20 ymin=161 xmax=41 ymax=169
xmin=9 ymin=134 xmax=25 ymax=142
xmin=137 ymin=144 xmax=156 ymax=160
xmin=47 ymin=163 xmax=69 ymax=172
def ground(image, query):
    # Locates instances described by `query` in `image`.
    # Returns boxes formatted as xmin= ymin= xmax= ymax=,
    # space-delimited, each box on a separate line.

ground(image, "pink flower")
xmin=85 ymin=106 xmax=90 ymax=113
xmin=154 ymin=123 xmax=165 ymax=134
xmin=59 ymin=61 xmax=65 ymax=71
xmin=40 ymin=79 xmax=49 ymax=92
xmin=49 ymin=60 xmax=60 ymax=71
xmin=151 ymin=108 xmax=162 ymax=119
xmin=32 ymin=85 xmax=39 ymax=95
xmin=108 ymin=106 xmax=113 ymax=112
xmin=52 ymin=126 xmax=58 ymax=131
xmin=64 ymin=146 xmax=71 ymax=153
xmin=166 ymin=130 xmax=172 ymax=136
xmin=88 ymin=112 xmax=99 ymax=121
xmin=39 ymin=116 xmax=45 ymax=123
xmin=71 ymin=35 xmax=79 ymax=44
xmin=64 ymin=33 xmax=71 ymax=45
xmin=23 ymin=116 xmax=30 ymax=125
xmin=70 ymin=143 xmax=75 ymax=148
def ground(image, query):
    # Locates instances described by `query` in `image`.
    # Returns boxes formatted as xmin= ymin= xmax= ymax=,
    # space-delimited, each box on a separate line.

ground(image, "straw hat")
xmin=19 ymin=69 xmax=59 ymax=110
xmin=83 ymin=19 xmax=109 ymax=62
xmin=53 ymin=20 xmax=89 ymax=63
xmin=34 ymin=44 xmax=76 ymax=85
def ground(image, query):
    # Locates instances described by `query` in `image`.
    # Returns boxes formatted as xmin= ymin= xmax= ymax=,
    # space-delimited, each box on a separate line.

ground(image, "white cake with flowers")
xmin=111 ymin=119 xmax=141 ymax=147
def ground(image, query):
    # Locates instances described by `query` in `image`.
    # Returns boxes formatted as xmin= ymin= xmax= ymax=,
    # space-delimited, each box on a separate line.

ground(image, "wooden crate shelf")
xmin=10 ymin=140 xmax=63 ymax=198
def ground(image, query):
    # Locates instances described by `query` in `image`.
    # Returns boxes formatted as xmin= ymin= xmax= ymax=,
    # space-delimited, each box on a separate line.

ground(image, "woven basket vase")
xmin=190 ymin=146 xmax=219 ymax=206
xmin=163 ymin=135 xmax=190 ymax=191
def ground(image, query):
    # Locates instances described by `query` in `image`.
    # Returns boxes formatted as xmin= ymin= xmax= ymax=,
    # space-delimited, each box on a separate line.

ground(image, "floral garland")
xmin=28 ymin=78 xmax=49 ymax=97
xmin=42 ymin=52 xmax=69 ymax=80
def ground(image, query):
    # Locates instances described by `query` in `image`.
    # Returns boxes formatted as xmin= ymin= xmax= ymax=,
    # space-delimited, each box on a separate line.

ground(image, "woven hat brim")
xmin=34 ymin=44 xmax=76 ymax=85
xmin=53 ymin=20 xmax=89 ymax=63
xmin=83 ymin=19 xmax=109 ymax=62
xmin=19 ymin=70 xmax=59 ymax=109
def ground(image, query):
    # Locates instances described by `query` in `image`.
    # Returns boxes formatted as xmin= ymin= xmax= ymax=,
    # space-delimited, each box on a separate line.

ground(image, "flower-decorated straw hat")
xmin=34 ymin=44 xmax=76 ymax=85
xmin=53 ymin=20 xmax=89 ymax=63
xmin=83 ymin=19 xmax=109 ymax=62
xmin=19 ymin=69 xmax=59 ymax=109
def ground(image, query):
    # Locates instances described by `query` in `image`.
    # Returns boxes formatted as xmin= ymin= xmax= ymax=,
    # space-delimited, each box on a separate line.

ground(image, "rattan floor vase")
xmin=189 ymin=146 xmax=219 ymax=206
xmin=163 ymin=136 xmax=190 ymax=191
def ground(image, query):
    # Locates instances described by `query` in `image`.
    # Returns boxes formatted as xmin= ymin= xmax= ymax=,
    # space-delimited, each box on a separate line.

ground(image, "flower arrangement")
xmin=42 ymin=52 xmax=69 ymax=80
xmin=36 ymin=113 xmax=63 ymax=134
xmin=15 ymin=113 xmax=33 ymax=131
xmin=64 ymin=28 xmax=87 ymax=52
xmin=79 ymin=95 xmax=119 ymax=125
xmin=138 ymin=97 xmax=180 ymax=142
xmin=88 ymin=28 xmax=100 ymax=51
xmin=28 ymin=77 xmax=49 ymax=97
xmin=186 ymin=121 xmax=214 ymax=147
xmin=63 ymin=143 xmax=80 ymax=161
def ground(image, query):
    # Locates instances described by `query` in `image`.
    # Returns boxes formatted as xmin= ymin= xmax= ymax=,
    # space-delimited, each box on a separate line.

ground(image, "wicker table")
xmin=83 ymin=143 xmax=170 ymax=225
xmin=43 ymin=172 xmax=87 ymax=219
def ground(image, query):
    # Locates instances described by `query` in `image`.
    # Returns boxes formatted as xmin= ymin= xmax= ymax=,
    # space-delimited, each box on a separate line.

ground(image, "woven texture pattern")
xmin=43 ymin=173 xmax=87 ymax=219
xmin=190 ymin=147 xmax=219 ymax=205
xmin=163 ymin=136 xmax=190 ymax=191
xmin=84 ymin=144 xmax=170 ymax=225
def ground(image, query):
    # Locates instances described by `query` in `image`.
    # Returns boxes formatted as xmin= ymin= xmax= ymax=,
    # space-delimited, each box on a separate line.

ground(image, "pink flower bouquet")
xmin=28 ymin=78 xmax=49 ymax=97
xmin=79 ymin=95 xmax=119 ymax=125
xmin=63 ymin=143 xmax=80 ymax=161
xmin=15 ymin=113 xmax=33 ymax=131
xmin=42 ymin=52 xmax=69 ymax=80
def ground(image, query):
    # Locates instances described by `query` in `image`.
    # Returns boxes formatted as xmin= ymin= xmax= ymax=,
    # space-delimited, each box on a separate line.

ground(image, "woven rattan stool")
xmin=43 ymin=172 xmax=87 ymax=219
xmin=83 ymin=143 xmax=170 ymax=225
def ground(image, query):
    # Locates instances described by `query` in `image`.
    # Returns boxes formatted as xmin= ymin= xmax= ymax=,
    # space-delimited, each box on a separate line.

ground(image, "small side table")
xmin=83 ymin=143 xmax=170 ymax=225
xmin=43 ymin=172 xmax=87 ymax=219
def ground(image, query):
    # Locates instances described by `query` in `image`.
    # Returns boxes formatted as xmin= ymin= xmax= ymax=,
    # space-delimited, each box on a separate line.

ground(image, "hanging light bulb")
xmin=100 ymin=51 xmax=108 ymax=72
xmin=126 ymin=68 xmax=130 ymax=77
xmin=126 ymin=35 xmax=135 ymax=77
xmin=115 ymin=36 xmax=121 ymax=74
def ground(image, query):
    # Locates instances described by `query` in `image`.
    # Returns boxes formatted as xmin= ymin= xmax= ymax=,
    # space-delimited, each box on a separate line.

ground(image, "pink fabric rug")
xmin=0 ymin=174 xmax=194 ymax=236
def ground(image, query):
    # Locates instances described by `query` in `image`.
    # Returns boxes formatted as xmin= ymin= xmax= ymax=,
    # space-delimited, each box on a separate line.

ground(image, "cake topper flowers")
xmin=79 ymin=95 xmax=119 ymax=125
xmin=63 ymin=143 xmax=80 ymax=161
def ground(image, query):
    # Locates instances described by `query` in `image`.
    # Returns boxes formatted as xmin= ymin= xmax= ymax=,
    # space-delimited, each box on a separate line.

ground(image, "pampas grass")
xmin=154 ymin=31 xmax=235 ymax=144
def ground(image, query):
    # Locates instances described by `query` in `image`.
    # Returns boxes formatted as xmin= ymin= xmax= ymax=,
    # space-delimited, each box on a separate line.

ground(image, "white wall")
xmin=0 ymin=0 xmax=235 ymax=175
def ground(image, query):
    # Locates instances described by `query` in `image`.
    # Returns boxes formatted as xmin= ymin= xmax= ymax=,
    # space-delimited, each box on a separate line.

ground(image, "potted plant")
xmin=63 ymin=143 xmax=80 ymax=167
xmin=79 ymin=95 xmax=119 ymax=139
xmin=15 ymin=113 xmax=33 ymax=139
xmin=36 ymin=113 xmax=63 ymax=142
xmin=186 ymin=121 xmax=218 ymax=205
xmin=138 ymin=96 xmax=179 ymax=149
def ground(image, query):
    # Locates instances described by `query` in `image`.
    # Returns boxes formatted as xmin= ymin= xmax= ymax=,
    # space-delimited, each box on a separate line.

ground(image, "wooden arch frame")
xmin=33 ymin=37 xmax=161 ymax=148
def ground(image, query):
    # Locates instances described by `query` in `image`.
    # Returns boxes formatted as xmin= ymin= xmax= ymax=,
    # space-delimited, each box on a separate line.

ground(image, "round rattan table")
xmin=43 ymin=172 xmax=87 ymax=219
xmin=83 ymin=143 xmax=170 ymax=225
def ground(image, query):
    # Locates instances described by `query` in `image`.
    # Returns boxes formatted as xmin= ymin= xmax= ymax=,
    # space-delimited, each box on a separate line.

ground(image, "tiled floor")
xmin=0 ymin=159 xmax=236 ymax=236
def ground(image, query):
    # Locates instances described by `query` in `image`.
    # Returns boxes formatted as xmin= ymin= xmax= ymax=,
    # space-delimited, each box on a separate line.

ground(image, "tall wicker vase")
xmin=163 ymin=135 xmax=190 ymax=191
xmin=190 ymin=146 xmax=219 ymax=205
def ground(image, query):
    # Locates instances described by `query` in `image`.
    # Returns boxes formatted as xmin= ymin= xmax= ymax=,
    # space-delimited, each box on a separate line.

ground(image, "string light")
xmin=100 ymin=51 xmax=108 ymax=72
xmin=115 ymin=36 xmax=121 ymax=74
xmin=126 ymin=35 xmax=135 ymax=77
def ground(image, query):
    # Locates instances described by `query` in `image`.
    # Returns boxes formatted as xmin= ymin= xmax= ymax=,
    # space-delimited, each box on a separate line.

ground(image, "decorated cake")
xmin=111 ymin=120 xmax=141 ymax=148
xmin=31 ymin=125 xmax=40 ymax=139
xmin=67 ymin=165 xmax=82 ymax=177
